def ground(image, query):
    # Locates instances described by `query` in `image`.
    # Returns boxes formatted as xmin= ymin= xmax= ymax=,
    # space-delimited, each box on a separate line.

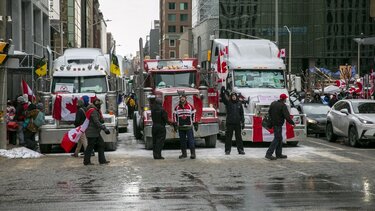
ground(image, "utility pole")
xmin=0 ymin=0 xmax=7 ymax=149
xmin=275 ymin=0 xmax=279 ymax=44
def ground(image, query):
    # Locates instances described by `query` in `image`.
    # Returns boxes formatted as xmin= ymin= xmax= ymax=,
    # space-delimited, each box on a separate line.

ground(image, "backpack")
xmin=33 ymin=111 xmax=45 ymax=128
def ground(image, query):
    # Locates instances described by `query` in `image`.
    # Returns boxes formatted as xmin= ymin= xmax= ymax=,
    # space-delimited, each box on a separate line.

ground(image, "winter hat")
xmin=82 ymin=95 xmax=90 ymax=107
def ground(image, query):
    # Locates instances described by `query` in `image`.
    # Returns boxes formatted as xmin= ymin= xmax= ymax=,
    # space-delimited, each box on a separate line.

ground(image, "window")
xmin=233 ymin=69 xmax=285 ymax=89
xmin=169 ymin=51 xmax=176 ymax=58
xmin=169 ymin=39 xmax=175 ymax=47
xmin=168 ymin=14 xmax=176 ymax=21
xmin=180 ymin=2 xmax=188 ymax=10
xmin=168 ymin=25 xmax=176 ymax=33
xmin=180 ymin=14 xmax=188 ymax=22
xmin=168 ymin=2 xmax=175 ymax=10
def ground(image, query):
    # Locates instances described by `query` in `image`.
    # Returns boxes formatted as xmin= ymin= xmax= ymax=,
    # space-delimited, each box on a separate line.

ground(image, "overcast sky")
xmin=98 ymin=0 xmax=159 ymax=58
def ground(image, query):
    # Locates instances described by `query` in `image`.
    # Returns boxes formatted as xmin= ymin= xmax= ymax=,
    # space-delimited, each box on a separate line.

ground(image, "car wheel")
xmin=326 ymin=122 xmax=337 ymax=142
xmin=349 ymin=126 xmax=360 ymax=147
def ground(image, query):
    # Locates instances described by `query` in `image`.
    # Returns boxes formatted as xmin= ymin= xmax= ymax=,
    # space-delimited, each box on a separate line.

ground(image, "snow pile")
xmin=0 ymin=147 xmax=44 ymax=159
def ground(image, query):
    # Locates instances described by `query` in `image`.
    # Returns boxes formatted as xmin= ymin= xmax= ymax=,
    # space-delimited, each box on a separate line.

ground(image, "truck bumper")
xmin=117 ymin=116 xmax=129 ymax=129
xmin=240 ymin=125 xmax=306 ymax=142
xmin=143 ymin=123 xmax=219 ymax=139
xmin=39 ymin=126 xmax=117 ymax=145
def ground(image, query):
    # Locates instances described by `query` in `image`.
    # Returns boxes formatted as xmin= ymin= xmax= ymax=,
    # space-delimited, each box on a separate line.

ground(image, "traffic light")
xmin=0 ymin=41 xmax=10 ymax=65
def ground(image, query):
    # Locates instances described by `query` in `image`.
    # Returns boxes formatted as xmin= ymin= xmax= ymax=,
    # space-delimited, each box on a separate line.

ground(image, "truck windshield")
xmin=154 ymin=72 xmax=195 ymax=88
xmin=233 ymin=69 xmax=285 ymax=89
xmin=52 ymin=76 xmax=107 ymax=93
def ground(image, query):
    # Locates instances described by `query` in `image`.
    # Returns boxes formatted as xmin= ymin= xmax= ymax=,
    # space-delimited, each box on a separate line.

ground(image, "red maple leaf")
xmin=66 ymin=98 xmax=78 ymax=114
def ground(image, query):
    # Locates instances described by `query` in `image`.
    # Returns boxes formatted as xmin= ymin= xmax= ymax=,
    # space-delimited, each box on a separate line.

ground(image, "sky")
xmin=98 ymin=0 xmax=159 ymax=58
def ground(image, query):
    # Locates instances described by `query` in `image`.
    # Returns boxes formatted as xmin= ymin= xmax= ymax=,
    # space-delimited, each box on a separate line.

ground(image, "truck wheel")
xmin=133 ymin=115 xmax=142 ymax=139
xmin=144 ymin=136 xmax=153 ymax=150
xmin=105 ymin=142 xmax=117 ymax=151
xmin=205 ymin=135 xmax=217 ymax=148
xmin=39 ymin=144 xmax=52 ymax=153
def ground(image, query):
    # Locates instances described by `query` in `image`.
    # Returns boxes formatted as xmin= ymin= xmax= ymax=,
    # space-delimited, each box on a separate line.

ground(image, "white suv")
xmin=326 ymin=99 xmax=375 ymax=147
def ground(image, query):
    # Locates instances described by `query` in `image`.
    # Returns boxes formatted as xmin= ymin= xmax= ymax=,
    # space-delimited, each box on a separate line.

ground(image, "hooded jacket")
xmin=85 ymin=104 xmax=107 ymax=138
xmin=220 ymin=90 xmax=244 ymax=125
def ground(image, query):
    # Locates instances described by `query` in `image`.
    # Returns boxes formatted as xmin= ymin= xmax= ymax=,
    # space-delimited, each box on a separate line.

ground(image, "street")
xmin=1 ymin=123 xmax=375 ymax=210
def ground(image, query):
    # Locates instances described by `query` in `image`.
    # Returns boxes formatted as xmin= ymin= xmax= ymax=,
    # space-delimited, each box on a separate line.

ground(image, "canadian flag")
xmin=335 ymin=80 xmax=346 ymax=88
xmin=278 ymin=49 xmax=286 ymax=58
xmin=61 ymin=108 xmax=96 ymax=152
xmin=252 ymin=116 xmax=294 ymax=142
xmin=21 ymin=80 xmax=36 ymax=102
xmin=217 ymin=46 xmax=229 ymax=84
xmin=53 ymin=94 xmax=97 ymax=121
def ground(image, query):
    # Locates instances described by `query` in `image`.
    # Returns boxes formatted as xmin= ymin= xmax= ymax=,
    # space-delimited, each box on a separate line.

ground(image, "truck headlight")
xmin=45 ymin=118 xmax=55 ymax=125
xmin=307 ymin=118 xmax=317 ymax=124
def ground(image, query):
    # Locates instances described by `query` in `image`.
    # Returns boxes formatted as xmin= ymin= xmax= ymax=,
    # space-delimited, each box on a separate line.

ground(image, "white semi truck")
xmin=210 ymin=39 xmax=306 ymax=145
xmin=36 ymin=48 xmax=128 ymax=152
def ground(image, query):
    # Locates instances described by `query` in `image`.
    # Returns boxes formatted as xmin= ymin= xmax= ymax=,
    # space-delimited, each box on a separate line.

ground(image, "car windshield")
xmin=52 ymin=76 xmax=107 ymax=93
xmin=352 ymin=102 xmax=375 ymax=114
xmin=153 ymin=72 xmax=195 ymax=88
xmin=303 ymin=105 xmax=330 ymax=115
xmin=233 ymin=69 xmax=285 ymax=88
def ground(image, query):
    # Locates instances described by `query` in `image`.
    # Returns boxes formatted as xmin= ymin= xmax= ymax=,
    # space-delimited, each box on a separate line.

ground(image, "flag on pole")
xmin=278 ymin=49 xmax=286 ymax=58
xmin=110 ymin=53 xmax=121 ymax=76
xmin=35 ymin=57 xmax=47 ymax=77
xmin=21 ymin=79 xmax=36 ymax=102
xmin=216 ymin=46 xmax=229 ymax=84
xmin=61 ymin=108 xmax=96 ymax=152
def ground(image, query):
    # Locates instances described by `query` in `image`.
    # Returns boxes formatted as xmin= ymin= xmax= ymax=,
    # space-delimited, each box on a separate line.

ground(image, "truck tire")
xmin=144 ymin=136 xmax=153 ymax=150
xmin=133 ymin=115 xmax=142 ymax=139
xmin=39 ymin=144 xmax=52 ymax=153
xmin=105 ymin=142 xmax=117 ymax=151
xmin=287 ymin=141 xmax=299 ymax=147
xmin=205 ymin=135 xmax=217 ymax=148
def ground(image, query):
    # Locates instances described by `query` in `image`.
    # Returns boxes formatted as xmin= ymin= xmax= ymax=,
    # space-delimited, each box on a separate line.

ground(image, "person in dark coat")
xmin=220 ymin=87 xmax=245 ymax=155
xmin=83 ymin=99 xmax=111 ymax=165
xmin=14 ymin=96 xmax=27 ymax=146
xmin=72 ymin=99 xmax=89 ymax=157
xmin=23 ymin=104 xmax=40 ymax=151
xmin=151 ymin=98 xmax=169 ymax=159
xmin=328 ymin=94 xmax=338 ymax=107
xmin=265 ymin=94 xmax=295 ymax=160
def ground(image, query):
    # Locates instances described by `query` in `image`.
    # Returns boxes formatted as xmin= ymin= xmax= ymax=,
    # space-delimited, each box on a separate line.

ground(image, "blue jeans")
xmin=266 ymin=125 xmax=283 ymax=156
xmin=179 ymin=129 xmax=195 ymax=150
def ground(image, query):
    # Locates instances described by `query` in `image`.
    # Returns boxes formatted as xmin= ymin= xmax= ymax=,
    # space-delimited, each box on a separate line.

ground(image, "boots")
xmin=190 ymin=148 xmax=196 ymax=159
xmin=179 ymin=149 xmax=187 ymax=159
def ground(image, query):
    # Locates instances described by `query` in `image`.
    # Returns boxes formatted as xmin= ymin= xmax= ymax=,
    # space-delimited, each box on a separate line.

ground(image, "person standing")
xmin=265 ymin=94 xmax=295 ymax=160
xmin=151 ymin=98 xmax=169 ymax=159
xmin=6 ymin=100 xmax=17 ymax=145
xmin=14 ymin=96 xmax=28 ymax=146
xmin=174 ymin=93 xmax=198 ymax=159
xmin=220 ymin=87 xmax=245 ymax=155
xmin=83 ymin=99 xmax=111 ymax=165
xmin=23 ymin=104 xmax=40 ymax=151
xmin=126 ymin=94 xmax=136 ymax=119
xmin=71 ymin=99 xmax=89 ymax=157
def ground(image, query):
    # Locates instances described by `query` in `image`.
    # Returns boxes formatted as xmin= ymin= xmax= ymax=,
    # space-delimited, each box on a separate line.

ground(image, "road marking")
xmin=307 ymin=139 xmax=345 ymax=150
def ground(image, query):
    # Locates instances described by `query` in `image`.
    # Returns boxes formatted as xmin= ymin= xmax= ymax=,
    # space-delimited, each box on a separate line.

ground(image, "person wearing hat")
xmin=23 ymin=103 xmax=40 ymax=151
xmin=220 ymin=87 xmax=245 ymax=155
xmin=174 ymin=92 xmax=198 ymax=159
xmin=83 ymin=99 xmax=111 ymax=165
xmin=265 ymin=93 xmax=295 ymax=160
xmin=151 ymin=97 xmax=169 ymax=159
xmin=14 ymin=95 xmax=28 ymax=146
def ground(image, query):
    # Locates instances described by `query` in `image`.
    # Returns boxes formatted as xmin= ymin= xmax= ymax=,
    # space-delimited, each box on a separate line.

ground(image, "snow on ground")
xmin=0 ymin=147 xmax=44 ymax=159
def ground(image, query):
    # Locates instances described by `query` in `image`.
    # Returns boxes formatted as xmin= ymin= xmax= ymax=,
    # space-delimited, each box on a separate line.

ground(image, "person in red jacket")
xmin=174 ymin=93 xmax=198 ymax=159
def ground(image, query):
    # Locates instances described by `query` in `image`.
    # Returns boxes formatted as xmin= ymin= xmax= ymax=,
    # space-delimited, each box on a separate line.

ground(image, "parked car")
xmin=326 ymin=99 xmax=375 ymax=147
xmin=298 ymin=103 xmax=330 ymax=136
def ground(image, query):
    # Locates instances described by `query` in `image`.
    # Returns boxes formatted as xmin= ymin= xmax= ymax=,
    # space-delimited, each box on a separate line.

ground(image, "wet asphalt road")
xmin=1 ymin=124 xmax=375 ymax=210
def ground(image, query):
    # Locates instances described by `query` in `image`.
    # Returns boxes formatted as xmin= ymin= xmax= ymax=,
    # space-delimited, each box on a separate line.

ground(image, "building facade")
xmin=145 ymin=20 xmax=160 ymax=59
xmin=193 ymin=0 xmax=375 ymax=75
xmin=160 ymin=0 xmax=192 ymax=59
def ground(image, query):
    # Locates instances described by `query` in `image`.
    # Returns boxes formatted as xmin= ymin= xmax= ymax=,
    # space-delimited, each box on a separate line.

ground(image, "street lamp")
xmin=284 ymin=25 xmax=292 ymax=91
xmin=275 ymin=0 xmax=279 ymax=44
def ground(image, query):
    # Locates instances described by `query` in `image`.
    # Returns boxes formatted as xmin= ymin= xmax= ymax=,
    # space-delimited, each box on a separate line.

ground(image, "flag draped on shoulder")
xmin=35 ymin=57 xmax=47 ymax=77
xmin=110 ymin=53 xmax=121 ymax=76
xmin=21 ymin=79 xmax=36 ymax=102
xmin=61 ymin=108 xmax=96 ymax=152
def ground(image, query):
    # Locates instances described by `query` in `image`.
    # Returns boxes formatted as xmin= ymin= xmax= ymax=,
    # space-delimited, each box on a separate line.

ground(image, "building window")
xmin=180 ymin=2 xmax=188 ymax=10
xmin=168 ymin=14 xmax=176 ymax=21
xmin=169 ymin=2 xmax=176 ymax=10
xmin=169 ymin=39 xmax=176 ymax=47
xmin=170 ymin=50 xmax=176 ymax=58
xmin=168 ymin=25 xmax=176 ymax=33
xmin=180 ymin=14 xmax=188 ymax=22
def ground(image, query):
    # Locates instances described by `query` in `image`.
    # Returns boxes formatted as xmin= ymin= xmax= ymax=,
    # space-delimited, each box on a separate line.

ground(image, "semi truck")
xmin=133 ymin=58 xmax=219 ymax=149
xmin=36 ymin=48 xmax=128 ymax=152
xmin=210 ymin=39 xmax=306 ymax=145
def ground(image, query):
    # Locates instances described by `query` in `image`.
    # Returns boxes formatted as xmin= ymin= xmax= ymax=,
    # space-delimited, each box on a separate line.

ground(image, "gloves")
xmin=104 ymin=128 xmax=110 ymax=135
xmin=194 ymin=123 xmax=199 ymax=132
xmin=241 ymin=122 xmax=245 ymax=130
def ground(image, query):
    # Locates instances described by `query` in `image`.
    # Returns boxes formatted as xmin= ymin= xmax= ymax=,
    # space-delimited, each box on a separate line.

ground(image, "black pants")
xmin=84 ymin=136 xmax=106 ymax=164
xmin=266 ymin=125 xmax=283 ymax=156
xmin=7 ymin=130 xmax=17 ymax=145
xmin=152 ymin=125 xmax=166 ymax=158
xmin=225 ymin=124 xmax=244 ymax=153
xmin=24 ymin=130 xmax=37 ymax=150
